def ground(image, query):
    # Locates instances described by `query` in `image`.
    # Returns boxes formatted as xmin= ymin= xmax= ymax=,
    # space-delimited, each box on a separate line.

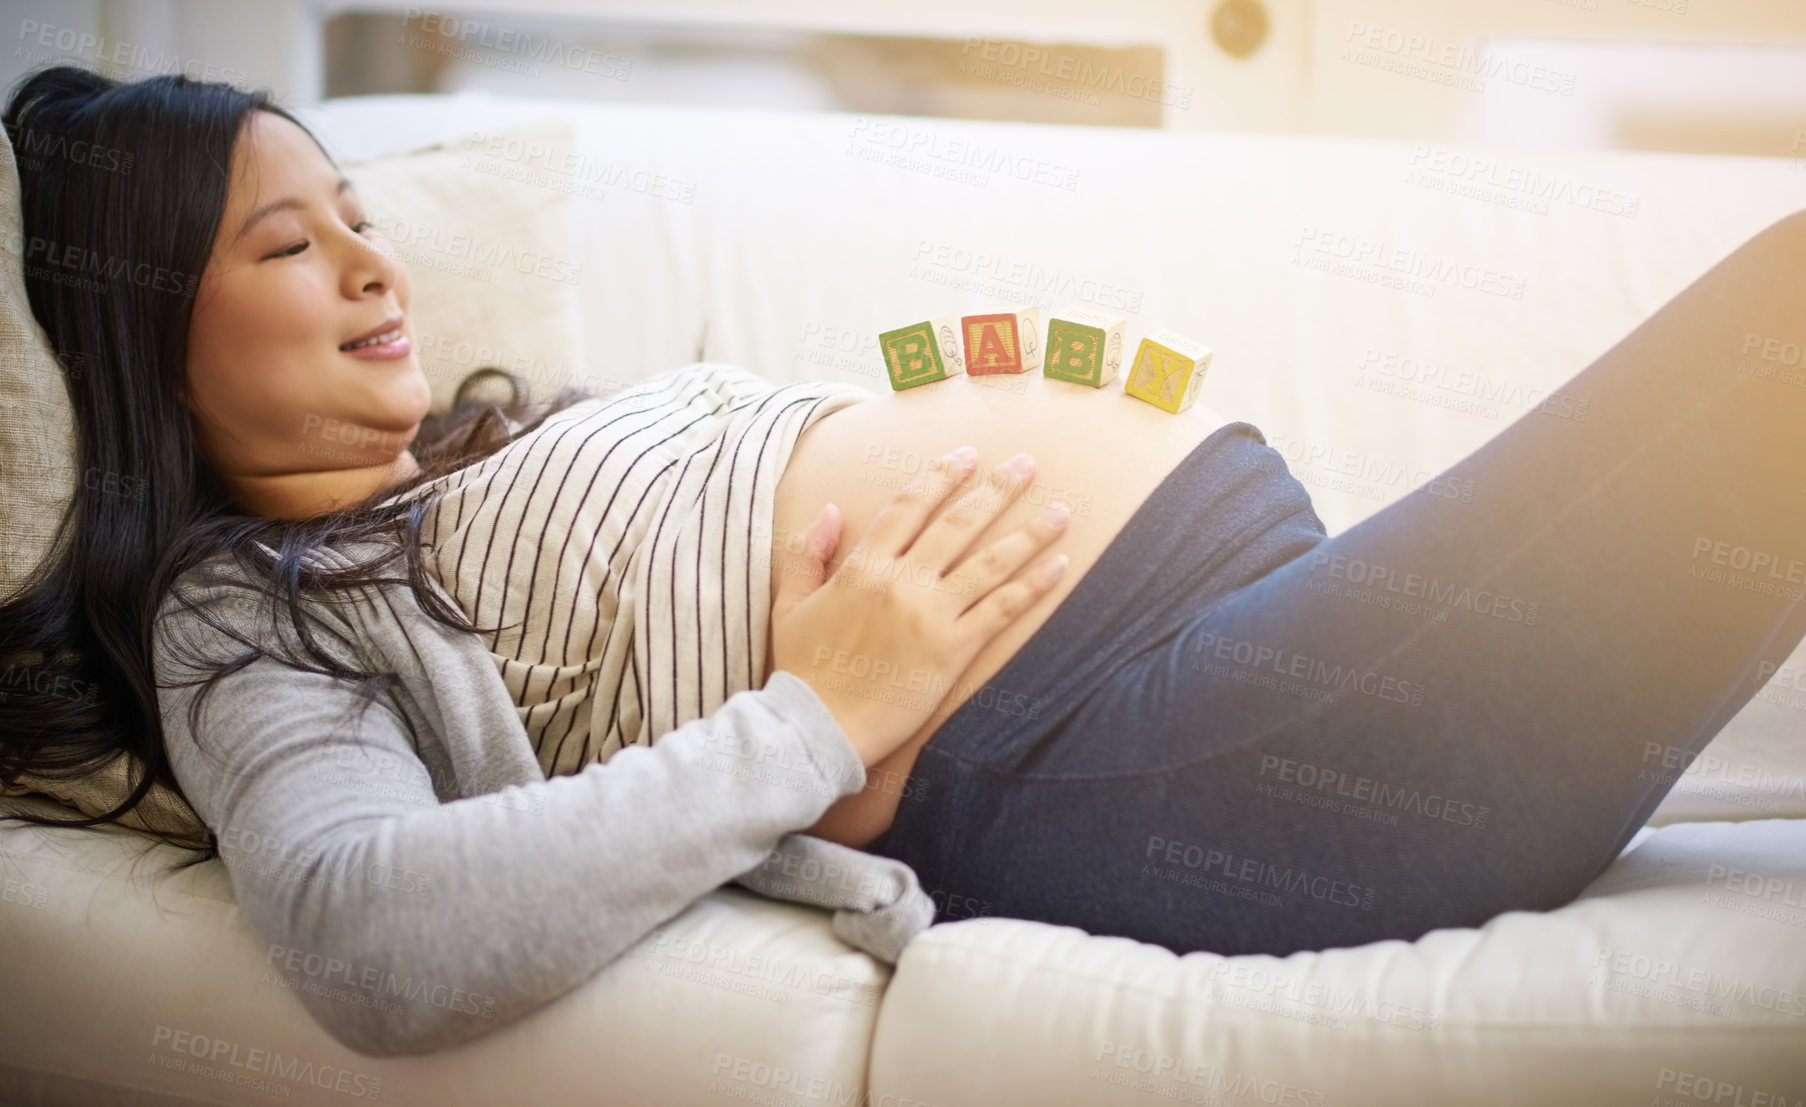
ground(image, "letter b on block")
xmin=879 ymin=315 xmax=963 ymax=391
xmin=1042 ymin=306 xmax=1126 ymax=387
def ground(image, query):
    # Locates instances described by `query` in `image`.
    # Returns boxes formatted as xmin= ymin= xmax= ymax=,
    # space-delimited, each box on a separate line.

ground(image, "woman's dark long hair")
xmin=0 ymin=66 xmax=593 ymax=859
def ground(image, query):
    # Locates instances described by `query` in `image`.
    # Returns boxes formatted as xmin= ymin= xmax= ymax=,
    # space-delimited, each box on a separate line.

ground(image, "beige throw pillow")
xmin=0 ymin=106 xmax=76 ymax=596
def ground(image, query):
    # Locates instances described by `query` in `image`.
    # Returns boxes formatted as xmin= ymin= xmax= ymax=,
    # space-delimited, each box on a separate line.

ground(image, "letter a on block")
xmin=963 ymin=313 xmax=1022 ymax=375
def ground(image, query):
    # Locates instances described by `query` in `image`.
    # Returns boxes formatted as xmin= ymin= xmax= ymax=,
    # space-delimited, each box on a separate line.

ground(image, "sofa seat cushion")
xmin=0 ymin=796 xmax=887 ymax=1106
xmin=867 ymin=817 xmax=1806 ymax=1107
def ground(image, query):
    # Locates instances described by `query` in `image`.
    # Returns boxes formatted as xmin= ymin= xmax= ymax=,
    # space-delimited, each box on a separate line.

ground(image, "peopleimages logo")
xmin=398 ymin=8 xmax=631 ymax=79
xmin=15 ymin=20 xmax=249 ymax=84
xmin=1690 ymin=536 xmax=1806 ymax=588
xmin=1405 ymin=145 xmax=1640 ymax=219
xmin=1257 ymin=754 xmax=1490 ymax=829
xmin=1306 ymin=550 xmax=1540 ymax=625
xmin=908 ymin=238 xmax=1142 ymax=313
xmin=1193 ymin=630 xmax=1428 ymax=708
xmin=1145 ymin=835 xmax=1379 ymax=911
xmin=3 ymin=231 xmax=198 ymax=296
xmin=265 ymin=943 xmax=497 ymax=1020
xmin=367 ymin=214 xmax=583 ymax=285
xmin=12 ymin=126 xmax=134 ymax=174
xmin=1340 ymin=21 xmax=1578 ymax=96
xmin=149 ymin=1025 xmax=382 ymax=1099
xmin=958 ymin=38 xmax=1194 ymax=109
xmin=848 ymin=117 xmax=1081 ymax=191
xmin=1093 ymin=1041 xmax=1327 ymax=1107
xmin=1293 ymin=226 xmax=1527 ymax=300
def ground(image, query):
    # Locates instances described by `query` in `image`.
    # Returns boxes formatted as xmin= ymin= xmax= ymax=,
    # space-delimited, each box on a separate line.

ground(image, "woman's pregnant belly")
xmin=767 ymin=369 xmax=1230 ymax=848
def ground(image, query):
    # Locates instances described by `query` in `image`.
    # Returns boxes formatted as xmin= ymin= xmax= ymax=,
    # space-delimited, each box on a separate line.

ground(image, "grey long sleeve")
xmin=153 ymin=562 xmax=879 ymax=1058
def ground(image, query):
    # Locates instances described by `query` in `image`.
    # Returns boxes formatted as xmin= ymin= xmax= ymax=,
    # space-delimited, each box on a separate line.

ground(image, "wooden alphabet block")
xmin=879 ymin=316 xmax=965 ymax=391
xmin=1123 ymin=329 xmax=1212 ymax=413
xmin=960 ymin=306 xmax=1041 ymax=375
xmin=1042 ymin=306 xmax=1127 ymax=387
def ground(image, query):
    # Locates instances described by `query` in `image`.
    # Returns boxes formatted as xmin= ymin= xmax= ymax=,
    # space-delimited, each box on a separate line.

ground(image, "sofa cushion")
xmin=0 ymin=794 xmax=887 ymax=1105
xmin=0 ymin=89 xmax=75 ymax=597
xmin=867 ymin=817 xmax=1806 ymax=1107
xmin=0 ymin=106 xmax=206 ymax=839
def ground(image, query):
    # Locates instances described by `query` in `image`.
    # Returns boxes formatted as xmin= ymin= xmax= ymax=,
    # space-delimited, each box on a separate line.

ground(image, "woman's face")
xmin=185 ymin=110 xmax=429 ymax=512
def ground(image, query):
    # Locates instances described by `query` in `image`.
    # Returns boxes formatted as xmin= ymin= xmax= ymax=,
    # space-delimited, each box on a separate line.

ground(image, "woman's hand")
xmin=769 ymin=447 xmax=1071 ymax=767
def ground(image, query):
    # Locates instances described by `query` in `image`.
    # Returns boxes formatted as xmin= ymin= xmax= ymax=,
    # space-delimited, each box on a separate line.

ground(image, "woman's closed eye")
xmin=262 ymin=220 xmax=375 ymax=260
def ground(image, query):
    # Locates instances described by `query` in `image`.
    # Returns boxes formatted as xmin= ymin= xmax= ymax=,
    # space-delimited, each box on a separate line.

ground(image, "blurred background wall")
xmin=2 ymin=0 xmax=1804 ymax=158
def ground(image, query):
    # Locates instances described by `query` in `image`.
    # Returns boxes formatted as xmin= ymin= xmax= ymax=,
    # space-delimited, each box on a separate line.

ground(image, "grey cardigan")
xmin=152 ymin=542 xmax=934 ymax=1057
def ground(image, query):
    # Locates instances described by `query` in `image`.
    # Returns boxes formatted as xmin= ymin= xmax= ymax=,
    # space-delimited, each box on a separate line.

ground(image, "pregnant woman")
xmin=4 ymin=67 xmax=1804 ymax=1058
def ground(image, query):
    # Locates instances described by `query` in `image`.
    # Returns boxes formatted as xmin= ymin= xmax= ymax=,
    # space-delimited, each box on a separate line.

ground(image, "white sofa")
xmin=3 ymin=91 xmax=1805 ymax=1106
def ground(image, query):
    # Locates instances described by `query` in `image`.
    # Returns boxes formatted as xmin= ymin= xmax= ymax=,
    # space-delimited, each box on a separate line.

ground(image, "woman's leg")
xmin=875 ymin=208 xmax=1806 ymax=955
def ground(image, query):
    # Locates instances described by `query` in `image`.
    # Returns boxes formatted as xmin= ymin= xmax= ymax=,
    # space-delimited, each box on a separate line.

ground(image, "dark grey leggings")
xmin=869 ymin=209 xmax=1806 ymax=956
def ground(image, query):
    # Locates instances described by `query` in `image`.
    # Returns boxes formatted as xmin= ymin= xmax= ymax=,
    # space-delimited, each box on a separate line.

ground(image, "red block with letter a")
xmin=960 ymin=306 xmax=1040 ymax=375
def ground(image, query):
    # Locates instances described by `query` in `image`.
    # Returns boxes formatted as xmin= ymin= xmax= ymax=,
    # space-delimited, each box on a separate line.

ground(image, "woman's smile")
xmin=339 ymin=315 xmax=412 ymax=359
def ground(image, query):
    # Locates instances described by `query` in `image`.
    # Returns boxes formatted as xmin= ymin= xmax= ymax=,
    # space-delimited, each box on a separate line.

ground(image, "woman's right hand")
xmin=769 ymin=446 xmax=1072 ymax=767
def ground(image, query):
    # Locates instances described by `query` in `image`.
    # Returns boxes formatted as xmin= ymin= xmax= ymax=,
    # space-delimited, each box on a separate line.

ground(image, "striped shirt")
xmin=379 ymin=362 xmax=874 ymax=778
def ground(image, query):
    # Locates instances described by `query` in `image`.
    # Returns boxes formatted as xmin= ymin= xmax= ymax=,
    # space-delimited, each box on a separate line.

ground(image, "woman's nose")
xmin=344 ymin=231 xmax=400 ymax=295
